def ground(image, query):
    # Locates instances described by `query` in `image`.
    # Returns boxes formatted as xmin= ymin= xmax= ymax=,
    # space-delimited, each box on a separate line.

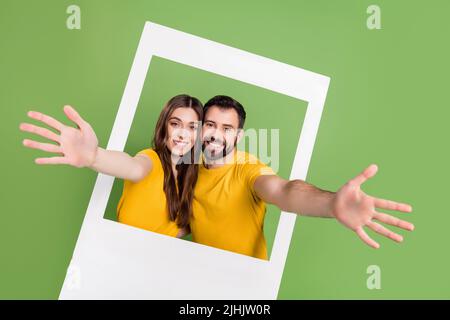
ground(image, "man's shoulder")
xmin=235 ymin=151 xmax=262 ymax=165
xmin=235 ymin=151 xmax=275 ymax=176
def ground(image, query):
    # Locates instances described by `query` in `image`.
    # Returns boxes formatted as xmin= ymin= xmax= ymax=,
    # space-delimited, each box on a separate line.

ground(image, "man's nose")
xmin=210 ymin=131 xmax=223 ymax=142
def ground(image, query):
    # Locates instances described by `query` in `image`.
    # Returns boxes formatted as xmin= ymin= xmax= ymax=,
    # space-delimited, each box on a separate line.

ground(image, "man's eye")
xmin=206 ymin=123 xmax=213 ymax=127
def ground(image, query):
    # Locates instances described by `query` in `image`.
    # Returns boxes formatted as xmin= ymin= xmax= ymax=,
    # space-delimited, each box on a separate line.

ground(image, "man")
xmin=191 ymin=95 xmax=414 ymax=260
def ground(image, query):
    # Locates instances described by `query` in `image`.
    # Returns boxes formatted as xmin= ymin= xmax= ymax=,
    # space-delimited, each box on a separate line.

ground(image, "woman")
xmin=19 ymin=94 xmax=203 ymax=238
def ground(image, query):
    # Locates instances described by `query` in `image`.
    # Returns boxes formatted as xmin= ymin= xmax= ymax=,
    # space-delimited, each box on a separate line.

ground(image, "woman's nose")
xmin=174 ymin=128 xmax=188 ymax=140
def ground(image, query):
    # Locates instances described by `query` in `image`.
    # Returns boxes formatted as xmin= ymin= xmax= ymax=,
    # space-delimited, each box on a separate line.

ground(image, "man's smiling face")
xmin=201 ymin=106 xmax=241 ymax=161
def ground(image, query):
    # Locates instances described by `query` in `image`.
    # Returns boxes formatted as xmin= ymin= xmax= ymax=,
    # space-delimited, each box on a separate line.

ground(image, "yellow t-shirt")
xmin=191 ymin=151 xmax=275 ymax=260
xmin=116 ymin=148 xmax=180 ymax=237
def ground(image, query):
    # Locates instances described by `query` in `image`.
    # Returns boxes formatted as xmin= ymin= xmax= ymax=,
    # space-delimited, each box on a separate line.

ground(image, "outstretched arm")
xmin=20 ymin=105 xmax=152 ymax=183
xmin=254 ymin=174 xmax=335 ymax=218
xmin=254 ymin=164 xmax=414 ymax=249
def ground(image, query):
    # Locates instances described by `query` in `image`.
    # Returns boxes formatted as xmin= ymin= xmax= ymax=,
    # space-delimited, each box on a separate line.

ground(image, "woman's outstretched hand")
xmin=20 ymin=105 xmax=98 ymax=168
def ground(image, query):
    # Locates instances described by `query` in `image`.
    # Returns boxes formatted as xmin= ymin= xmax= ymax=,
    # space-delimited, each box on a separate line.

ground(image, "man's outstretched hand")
xmin=19 ymin=105 xmax=98 ymax=168
xmin=331 ymin=164 xmax=414 ymax=249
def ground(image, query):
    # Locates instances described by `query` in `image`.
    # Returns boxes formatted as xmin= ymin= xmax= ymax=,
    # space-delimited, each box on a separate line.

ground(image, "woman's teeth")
xmin=173 ymin=140 xmax=188 ymax=146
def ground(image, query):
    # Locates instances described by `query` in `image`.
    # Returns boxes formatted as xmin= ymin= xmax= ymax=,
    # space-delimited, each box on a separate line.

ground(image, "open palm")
xmin=332 ymin=164 xmax=414 ymax=248
xmin=20 ymin=105 xmax=98 ymax=168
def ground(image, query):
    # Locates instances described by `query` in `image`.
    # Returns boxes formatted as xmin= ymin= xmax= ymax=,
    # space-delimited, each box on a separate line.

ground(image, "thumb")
xmin=364 ymin=164 xmax=378 ymax=179
xmin=350 ymin=164 xmax=378 ymax=186
xmin=63 ymin=105 xmax=87 ymax=129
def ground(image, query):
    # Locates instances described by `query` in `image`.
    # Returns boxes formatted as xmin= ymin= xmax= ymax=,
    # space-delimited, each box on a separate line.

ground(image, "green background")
xmin=1 ymin=0 xmax=449 ymax=299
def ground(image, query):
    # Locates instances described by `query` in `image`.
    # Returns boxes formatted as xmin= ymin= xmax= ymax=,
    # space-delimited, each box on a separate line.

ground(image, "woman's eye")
xmin=170 ymin=122 xmax=179 ymax=127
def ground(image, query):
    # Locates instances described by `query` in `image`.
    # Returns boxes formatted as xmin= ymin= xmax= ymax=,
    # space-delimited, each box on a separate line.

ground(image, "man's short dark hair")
xmin=203 ymin=95 xmax=246 ymax=128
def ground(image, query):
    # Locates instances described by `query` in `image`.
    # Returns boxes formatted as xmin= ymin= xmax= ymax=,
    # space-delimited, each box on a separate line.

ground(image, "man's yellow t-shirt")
xmin=116 ymin=148 xmax=180 ymax=237
xmin=191 ymin=151 xmax=275 ymax=260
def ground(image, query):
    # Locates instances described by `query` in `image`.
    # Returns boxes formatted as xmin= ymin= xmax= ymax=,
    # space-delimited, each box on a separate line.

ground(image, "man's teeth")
xmin=208 ymin=141 xmax=223 ymax=147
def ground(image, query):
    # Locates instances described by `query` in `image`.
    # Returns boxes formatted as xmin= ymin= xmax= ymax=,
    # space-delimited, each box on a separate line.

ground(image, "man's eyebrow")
xmin=204 ymin=119 xmax=236 ymax=128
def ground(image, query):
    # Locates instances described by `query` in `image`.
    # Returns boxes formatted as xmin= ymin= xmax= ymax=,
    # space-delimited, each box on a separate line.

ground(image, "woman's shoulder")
xmin=136 ymin=148 xmax=159 ymax=162
xmin=135 ymin=148 xmax=164 ymax=176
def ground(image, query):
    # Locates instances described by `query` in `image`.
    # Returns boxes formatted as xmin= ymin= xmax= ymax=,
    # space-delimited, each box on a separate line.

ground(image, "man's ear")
xmin=236 ymin=128 xmax=245 ymax=144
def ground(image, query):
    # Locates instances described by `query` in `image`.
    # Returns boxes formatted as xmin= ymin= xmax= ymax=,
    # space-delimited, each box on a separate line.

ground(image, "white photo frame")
xmin=58 ymin=21 xmax=330 ymax=299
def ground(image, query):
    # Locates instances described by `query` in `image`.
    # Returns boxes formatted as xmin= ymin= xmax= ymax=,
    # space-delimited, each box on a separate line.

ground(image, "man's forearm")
xmin=280 ymin=179 xmax=336 ymax=218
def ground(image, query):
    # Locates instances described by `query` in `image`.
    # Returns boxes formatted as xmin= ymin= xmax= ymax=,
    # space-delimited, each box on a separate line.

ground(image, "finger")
xmin=63 ymin=105 xmax=87 ymax=130
xmin=367 ymin=220 xmax=403 ymax=243
xmin=35 ymin=157 xmax=69 ymax=165
xmin=373 ymin=211 xmax=415 ymax=231
xmin=374 ymin=197 xmax=412 ymax=213
xmin=19 ymin=122 xmax=60 ymax=143
xmin=23 ymin=139 xmax=61 ymax=154
xmin=27 ymin=110 xmax=64 ymax=132
xmin=349 ymin=164 xmax=378 ymax=187
xmin=356 ymin=227 xmax=380 ymax=249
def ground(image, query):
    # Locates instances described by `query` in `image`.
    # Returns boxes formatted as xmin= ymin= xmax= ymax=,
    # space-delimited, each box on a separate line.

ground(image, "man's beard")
xmin=202 ymin=136 xmax=235 ymax=162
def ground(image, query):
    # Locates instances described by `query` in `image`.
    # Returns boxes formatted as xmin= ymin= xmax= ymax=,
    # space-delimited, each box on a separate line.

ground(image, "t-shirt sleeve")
xmin=136 ymin=148 xmax=154 ymax=159
xmin=134 ymin=148 xmax=156 ymax=178
xmin=246 ymin=163 xmax=275 ymax=189
xmin=241 ymin=156 xmax=276 ymax=199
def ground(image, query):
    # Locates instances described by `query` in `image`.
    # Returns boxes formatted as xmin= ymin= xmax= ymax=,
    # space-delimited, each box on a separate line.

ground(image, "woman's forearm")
xmin=88 ymin=147 xmax=147 ymax=182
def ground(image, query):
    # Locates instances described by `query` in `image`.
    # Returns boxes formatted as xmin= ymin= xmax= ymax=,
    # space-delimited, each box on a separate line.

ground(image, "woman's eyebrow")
xmin=168 ymin=116 xmax=182 ymax=122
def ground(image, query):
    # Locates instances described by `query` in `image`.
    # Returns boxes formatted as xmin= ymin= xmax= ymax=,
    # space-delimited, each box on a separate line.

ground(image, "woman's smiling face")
xmin=166 ymin=107 xmax=200 ymax=157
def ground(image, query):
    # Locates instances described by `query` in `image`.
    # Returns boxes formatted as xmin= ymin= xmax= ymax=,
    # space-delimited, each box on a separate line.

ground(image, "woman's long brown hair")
xmin=152 ymin=94 xmax=203 ymax=229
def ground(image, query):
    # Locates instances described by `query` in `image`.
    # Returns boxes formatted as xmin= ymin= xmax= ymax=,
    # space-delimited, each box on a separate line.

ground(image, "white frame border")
xmin=59 ymin=21 xmax=330 ymax=299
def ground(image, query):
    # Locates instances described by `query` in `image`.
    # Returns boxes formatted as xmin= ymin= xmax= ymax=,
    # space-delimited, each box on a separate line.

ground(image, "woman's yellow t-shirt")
xmin=116 ymin=148 xmax=180 ymax=237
